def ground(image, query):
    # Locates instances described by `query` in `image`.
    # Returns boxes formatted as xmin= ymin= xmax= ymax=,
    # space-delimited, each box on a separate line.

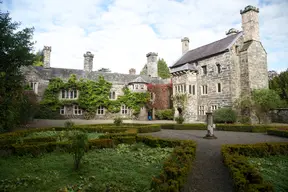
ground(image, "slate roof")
xmin=170 ymin=32 xmax=243 ymax=68
xmin=128 ymin=76 xmax=148 ymax=84
xmin=31 ymin=66 xmax=165 ymax=84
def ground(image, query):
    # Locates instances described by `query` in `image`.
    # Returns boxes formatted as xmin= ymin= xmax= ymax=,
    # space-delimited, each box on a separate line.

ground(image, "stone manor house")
xmin=23 ymin=5 xmax=268 ymax=122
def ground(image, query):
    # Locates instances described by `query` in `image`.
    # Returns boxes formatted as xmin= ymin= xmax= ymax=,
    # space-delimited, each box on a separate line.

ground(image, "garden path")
xmin=140 ymin=130 xmax=288 ymax=192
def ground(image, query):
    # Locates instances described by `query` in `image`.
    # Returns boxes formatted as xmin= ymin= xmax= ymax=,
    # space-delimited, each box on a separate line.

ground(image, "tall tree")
xmin=269 ymin=69 xmax=288 ymax=106
xmin=0 ymin=7 xmax=36 ymax=131
xmin=140 ymin=58 xmax=171 ymax=78
xmin=33 ymin=50 xmax=44 ymax=67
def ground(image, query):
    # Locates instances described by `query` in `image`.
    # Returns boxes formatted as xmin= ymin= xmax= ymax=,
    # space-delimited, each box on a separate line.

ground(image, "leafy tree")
xmin=0 ymin=7 xmax=36 ymax=131
xmin=33 ymin=50 xmax=44 ymax=67
xmin=235 ymin=89 xmax=283 ymax=124
xmin=140 ymin=58 xmax=171 ymax=79
xmin=269 ymin=69 xmax=288 ymax=106
xmin=97 ymin=68 xmax=111 ymax=72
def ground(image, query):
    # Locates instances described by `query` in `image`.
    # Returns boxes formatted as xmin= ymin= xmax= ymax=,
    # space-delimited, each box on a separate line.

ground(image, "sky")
xmin=2 ymin=0 xmax=288 ymax=74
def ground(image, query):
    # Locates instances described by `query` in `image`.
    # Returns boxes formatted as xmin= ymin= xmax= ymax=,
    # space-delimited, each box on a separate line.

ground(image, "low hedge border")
xmin=222 ymin=142 xmax=288 ymax=192
xmin=267 ymin=128 xmax=288 ymax=138
xmin=137 ymin=136 xmax=197 ymax=191
xmin=160 ymin=124 xmax=206 ymax=130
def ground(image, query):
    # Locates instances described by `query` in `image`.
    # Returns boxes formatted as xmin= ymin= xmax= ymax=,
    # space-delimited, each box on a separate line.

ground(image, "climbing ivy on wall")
xmin=39 ymin=74 xmax=150 ymax=118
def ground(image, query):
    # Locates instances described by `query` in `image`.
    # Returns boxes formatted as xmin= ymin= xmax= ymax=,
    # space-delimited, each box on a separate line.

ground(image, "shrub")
xmin=137 ymin=125 xmax=161 ymax=133
xmin=213 ymin=108 xmax=237 ymax=123
xmin=175 ymin=116 xmax=184 ymax=124
xmin=267 ymin=128 xmax=288 ymax=138
xmin=114 ymin=117 xmax=123 ymax=126
xmin=71 ymin=131 xmax=88 ymax=170
xmin=215 ymin=124 xmax=268 ymax=132
xmin=155 ymin=109 xmax=174 ymax=120
xmin=64 ymin=120 xmax=75 ymax=128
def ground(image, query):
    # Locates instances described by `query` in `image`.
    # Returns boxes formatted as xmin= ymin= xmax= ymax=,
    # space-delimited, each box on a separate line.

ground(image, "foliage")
xmin=71 ymin=131 xmax=88 ymax=170
xmin=160 ymin=124 xmax=207 ymax=130
xmin=113 ymin=117 xmax=123 ymax=126
xmin=147 ymin=83 xmax=172 ymax=110
xmin=248 ymin=156 xmax=288 ymax=192
xmin=155 ymin=109 xmax=174 ymax=120
xmin=38 ymin=75 xmax=150 ymax=118
xmin=0 ymin=143 xmax=172 ymax=192
xmin=32 ymin=50 xmax=43 ymax=67
xmin=269 ymin=69 xmax=288 ymax=106
xmin=267 ymin=128 xmax=288 ymax=138
xmin=213 ymin=108 xmax=237 ymax=124
xmin=172 ymin=93 xmax=187 ymax=110
xmin=222 ymin=142 xmax=288 ymax=192
xmin=0 ymin=8 xmax=37 ymax=131
xmin=175 ymin=116 xmax=185 ymax=124
xmin=140 ymin=58 xmax=171 ymax=79
xmin=64 ymin=120 xmax=75 ymax=128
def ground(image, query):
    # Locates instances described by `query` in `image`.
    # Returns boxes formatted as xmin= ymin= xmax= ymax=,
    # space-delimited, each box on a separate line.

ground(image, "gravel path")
xmin=141 ymin=130 xmax=288 ymax=192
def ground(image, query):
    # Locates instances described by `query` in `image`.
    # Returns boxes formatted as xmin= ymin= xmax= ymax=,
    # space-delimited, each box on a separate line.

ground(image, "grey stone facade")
xmin=170 ymin=5 xmax=268 ymax=123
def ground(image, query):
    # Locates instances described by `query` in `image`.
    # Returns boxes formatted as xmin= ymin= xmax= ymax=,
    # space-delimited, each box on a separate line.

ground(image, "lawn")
xmin=0 ymin=143 xmax=173 ymax=192
xmin=248 ymin=155 xmax=288 ymax=192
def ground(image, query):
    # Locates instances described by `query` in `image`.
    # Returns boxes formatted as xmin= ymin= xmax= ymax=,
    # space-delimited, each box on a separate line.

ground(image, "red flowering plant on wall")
xmin=147 ymin=82 xmax=173 ymax=110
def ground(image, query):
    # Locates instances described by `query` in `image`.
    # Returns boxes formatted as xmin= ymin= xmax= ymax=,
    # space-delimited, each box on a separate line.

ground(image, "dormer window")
xmin=109 ymin=91 xmax=116 ymax=100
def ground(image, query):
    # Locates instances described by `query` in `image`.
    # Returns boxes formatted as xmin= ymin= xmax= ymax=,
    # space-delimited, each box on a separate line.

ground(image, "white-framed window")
xmin=192 ymin=85 xmax=195 ymax=95
xmin=73 ymin=105 xmax=82 ymax=115
xmin=198 ymin=106 xmax=205 ymax=115
xmin=210 ymin=105 xmax=218 ymax=112
xmin=121 ymin=105 xmax=129 ymax=114
xmin=140 ymin=84 xmax=144 ymax=89
xmin=97 ymin=106 xmax=105 ymax=115
xmin=216 ymin=63 xmax=221 ymax=74
xmin=30 ymin=82 xmax=39 ymax=94
xmin=60 ymin=106 xmax=66 ymax=115
xmin=183 ymin=84 xmax=186 ymax=93
xmin=201 ymin=85 xmax=208 ymax=95
xmin=217 ymin=83 xmax=222 ymax=93
xmin=109 ymin=91 xmax=116 ymax=100
xmin=135 ymin=84 xmax=139 ymax=89
xmin=61 ymin=90 xmax=78 ymax=99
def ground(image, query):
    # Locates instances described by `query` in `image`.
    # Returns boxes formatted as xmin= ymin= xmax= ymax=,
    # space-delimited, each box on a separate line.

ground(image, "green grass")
xmin=0 ymin=143 xmax=173 ymax=192
xmin=248 ymin=155 xmax=288 ymax=192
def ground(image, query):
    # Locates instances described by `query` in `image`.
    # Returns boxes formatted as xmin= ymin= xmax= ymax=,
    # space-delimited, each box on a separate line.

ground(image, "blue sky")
xmin=2 ymin=0 xmax=288 ymax=73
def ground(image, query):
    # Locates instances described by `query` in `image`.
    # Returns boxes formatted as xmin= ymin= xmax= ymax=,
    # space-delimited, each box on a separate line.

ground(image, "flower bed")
xmin=222 ymin=142 xmax=288 ymax=192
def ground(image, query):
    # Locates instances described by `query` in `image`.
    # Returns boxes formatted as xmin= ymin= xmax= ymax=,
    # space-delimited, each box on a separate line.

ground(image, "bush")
xmin=222 ymin=142 xmax=288 ymax=191
xmin=175 ymin=116 xmax=184 ymax=124
xmin=155 ymin=109 xmax=174 ymax=120
xmin=267 ymin=128 xmax=288 ymax=138
xmin=215 ymin=124 xmax=268 ymax=132
xmin=114 ymin=117 xmax=123 ymax=126
xmin=71 ymin=132 xmax=88 ymax=170
xmin=137 ymin=125 xmax=161 ymax=133
xmin=64 ymin=120 xmax=75 ymax=128
xmin=213 ymin=108 xmax=237 ymax=124
xmin=160 ymin=124 xmax=206 ymax=130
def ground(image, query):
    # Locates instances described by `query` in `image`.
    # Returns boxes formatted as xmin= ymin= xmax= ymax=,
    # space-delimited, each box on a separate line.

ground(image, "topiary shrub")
xmin=155 ymin=109 xmax=174 ymax=120
xmin=71 ymin=131 xmax=88 ymax=170
xmin=114 ymin=117 xmax=123 ymax=126
xmin=64 ymin=120 xmax=75 ymax=128
xmin=213 ymin=108 xmax=237 ymax=124
xmin=175 ymin=116 xmax=184 ymax=124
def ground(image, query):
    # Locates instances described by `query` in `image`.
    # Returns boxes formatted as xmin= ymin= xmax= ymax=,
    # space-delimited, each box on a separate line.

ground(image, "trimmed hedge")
xmin=137 ymin=136 xmax=197 ymax=191
xmin=222 ymin=142 xmax=288 ymax=192
xmin=216 ymin=124 xmax=269 ymax=132
xmin=137 ymin=125 xmax=161 ymax=133
xmin=267 ymin=128 xmax=288 ymax=138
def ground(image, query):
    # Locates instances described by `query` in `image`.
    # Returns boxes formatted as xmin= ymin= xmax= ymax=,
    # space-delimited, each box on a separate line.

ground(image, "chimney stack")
xmin=240 ymin=5 xmax=260 ymax=42
xmin=43 ymin=46 xmax=51 ymax=68
xmin=129 ymin=68 xmax=136 ymax=75
xmin=181 ymin=37 xmax=189 ymax=55
xmin=84 ymin=51 xmax=94 ymax=72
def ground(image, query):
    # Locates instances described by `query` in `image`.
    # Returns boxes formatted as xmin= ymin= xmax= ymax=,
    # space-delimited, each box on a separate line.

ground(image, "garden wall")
xmin=270 ymin=108 xmax=288 ymax=124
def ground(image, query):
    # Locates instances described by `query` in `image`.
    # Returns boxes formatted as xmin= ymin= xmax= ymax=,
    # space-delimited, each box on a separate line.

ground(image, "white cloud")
xmin=4 ymin=0 xmax=288 ymax=73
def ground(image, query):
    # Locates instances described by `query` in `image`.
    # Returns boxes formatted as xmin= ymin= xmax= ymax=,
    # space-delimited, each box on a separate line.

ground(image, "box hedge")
xmin=267 ymin=128 xmax=288 ymax=138
xmin=160 ymin=124 xmax=206 ymax=130
xmin=222 ymin=142 xmax=288 ymax=192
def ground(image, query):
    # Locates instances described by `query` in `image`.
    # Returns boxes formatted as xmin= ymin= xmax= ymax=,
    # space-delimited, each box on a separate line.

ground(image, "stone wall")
xmin=270 ymin=108 xmax=288 ymax=124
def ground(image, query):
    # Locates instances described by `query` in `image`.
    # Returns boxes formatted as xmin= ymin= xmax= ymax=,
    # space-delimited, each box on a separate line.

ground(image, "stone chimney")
xmin=240 ymin=5 xmax=260 ymax=42
xmin=84 ymin=51 xmax=94 ymax=72
xmin=226 ymin=28 xmax=239 ymax=36
xmin=146 ymin=52 xmax=158 ymax=78
xmin=181 ymin=37 xmax=189 ymax=55
xmin=43 ymin=46 xmax=51 ymax=68
xmin=129 ymin=68 xmax=136 ymax=75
